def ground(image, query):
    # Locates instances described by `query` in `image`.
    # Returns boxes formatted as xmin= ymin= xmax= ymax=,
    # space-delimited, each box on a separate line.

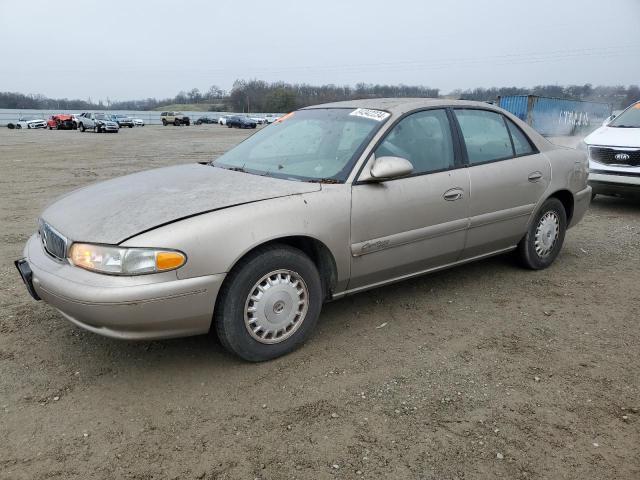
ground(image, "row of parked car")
xmin=194 ymin=113 xmax=282 ymax=128
xmin=6 ymin=112 xmax=283 ymax=130
xmin=6 ymin=113 xmax=145 ymax=131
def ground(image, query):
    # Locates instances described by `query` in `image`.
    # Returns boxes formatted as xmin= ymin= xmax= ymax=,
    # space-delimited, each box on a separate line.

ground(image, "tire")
xmin=16 ymin=124 xmax=22 ymax=129
xmin=79 ymin=123 xmax=85 ymax=132
xmin=174 ymin=119 xmax=180 ymax=126
xmin=517 ymin=198 xmax=567 ymax=270
xmin=214 ymin=244 xmax=323 ymax=362
xmin=162 ymin=119 xmax=168 ymax=126
xmin=129 ymin=125 xmax=133 ymax=128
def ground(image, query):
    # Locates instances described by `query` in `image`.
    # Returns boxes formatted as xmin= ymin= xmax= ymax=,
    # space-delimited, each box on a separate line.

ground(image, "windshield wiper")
xmin=611 ymin=125 xmax=638 ymax=128
xmin=212 ymin=164 xmax=248 ymax=172
xmin=306 ymin=178 xmax=341 ymax=184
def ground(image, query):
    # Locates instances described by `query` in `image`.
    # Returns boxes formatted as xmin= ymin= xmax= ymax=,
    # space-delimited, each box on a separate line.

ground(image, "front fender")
xmin=120 ymin=186 xmax=352 ymax=292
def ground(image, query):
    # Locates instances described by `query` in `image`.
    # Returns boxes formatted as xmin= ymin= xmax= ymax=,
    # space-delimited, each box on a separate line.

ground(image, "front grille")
xmin=590 ymin=147 xmax=640 ymax=167
xmin=39 ymin=221 xmax=68 ymax=260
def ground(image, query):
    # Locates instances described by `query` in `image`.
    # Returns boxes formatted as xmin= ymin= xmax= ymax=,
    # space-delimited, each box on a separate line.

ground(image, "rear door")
xmin=349 ymin=108 xmax=470 ymax=290
xmin=452 ymin=109 xmax=551 ymax=259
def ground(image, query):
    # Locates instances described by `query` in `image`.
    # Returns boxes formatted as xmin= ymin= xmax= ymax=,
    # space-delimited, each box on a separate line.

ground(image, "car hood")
xmin=41 ymin=164 xmax=320 ymax=244
xmin=584 ymin=126 xmax=640 ymax=148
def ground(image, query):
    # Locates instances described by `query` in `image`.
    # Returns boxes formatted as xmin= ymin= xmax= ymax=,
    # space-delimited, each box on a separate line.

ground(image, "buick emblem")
xmin=614 ymin=153 xmax=630 ymax=161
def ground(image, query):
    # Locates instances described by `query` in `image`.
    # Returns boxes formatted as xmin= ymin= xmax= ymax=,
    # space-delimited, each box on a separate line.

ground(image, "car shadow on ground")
xmin=591 ymin=194 xmax=640 ymax=213
xmin=51 ymin=251 xmax=520 ymax=372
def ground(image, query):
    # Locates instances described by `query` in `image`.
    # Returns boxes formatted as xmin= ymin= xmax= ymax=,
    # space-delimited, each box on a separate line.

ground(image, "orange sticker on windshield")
xmin=276 ymin=112 xmax=295 ymax=123
xmin=634 ymin=103 xmax=640 ymax=109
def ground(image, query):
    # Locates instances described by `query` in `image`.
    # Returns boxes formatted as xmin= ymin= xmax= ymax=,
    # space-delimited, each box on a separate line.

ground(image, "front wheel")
xmin=517 ymin=198 xmax=567 ymax=270
xmin=214 ymin=244 xmax=323 ymax=362
xmin=79 ymin=123 xmax=85 ymax=132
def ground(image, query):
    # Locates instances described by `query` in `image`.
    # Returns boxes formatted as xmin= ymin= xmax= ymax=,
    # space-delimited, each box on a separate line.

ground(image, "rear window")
xmin=505 ymin=118 xmax=535 ymax=156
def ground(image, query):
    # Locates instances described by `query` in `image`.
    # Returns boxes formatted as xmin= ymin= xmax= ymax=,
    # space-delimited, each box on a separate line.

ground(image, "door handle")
xmin=528 ymin=171 xmax=543 ymax=182
xmin=443 ymin=188 xmax=464 ymax=201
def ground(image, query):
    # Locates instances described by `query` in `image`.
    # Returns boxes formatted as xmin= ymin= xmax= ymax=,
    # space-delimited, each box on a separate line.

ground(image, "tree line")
xmin=1 ymin=81 xmax=638 ymax=112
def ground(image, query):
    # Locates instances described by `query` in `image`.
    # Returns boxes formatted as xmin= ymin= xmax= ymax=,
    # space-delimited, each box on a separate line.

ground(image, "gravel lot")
xmin=1 ymin=126 xmax=638 ymax=480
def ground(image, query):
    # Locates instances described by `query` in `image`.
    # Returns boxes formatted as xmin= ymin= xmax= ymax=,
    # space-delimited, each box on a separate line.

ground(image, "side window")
xmin=454 ymin=109 xmax=513 ymax=164
xmin=375 ymin=109 xmax=454 ymax=174
xmin=505 ymin=118 xmax=534 ymax=156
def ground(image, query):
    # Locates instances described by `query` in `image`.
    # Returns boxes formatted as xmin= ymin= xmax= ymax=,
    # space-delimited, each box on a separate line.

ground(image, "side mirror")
xmin=367 ymin=156 xmax=414 ymax=181
xmin=603 ymin=114 xmax=616 ymax=126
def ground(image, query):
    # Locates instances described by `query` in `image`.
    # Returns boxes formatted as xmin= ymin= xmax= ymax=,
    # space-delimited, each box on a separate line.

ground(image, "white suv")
xmin=584 ymin=101 xmax=640 ymax=199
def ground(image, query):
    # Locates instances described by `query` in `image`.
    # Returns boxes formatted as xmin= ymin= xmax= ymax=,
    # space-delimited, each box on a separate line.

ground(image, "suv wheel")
xmin=517 ymin=198 xmax=567 ymax=270
xmin=214 ymin=244 xmax=323 ymax=362
xmin=174 ymin=119 xmax=180 ymax=126
xmin=79 ymin=123 xmax=85 ymax=132
xmin=162 ymin=119 xmax=168 ymax=126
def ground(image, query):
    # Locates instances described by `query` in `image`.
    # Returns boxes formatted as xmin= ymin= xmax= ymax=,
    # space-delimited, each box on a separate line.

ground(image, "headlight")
xmin=69 ymin=243 xmax=186 ymax=275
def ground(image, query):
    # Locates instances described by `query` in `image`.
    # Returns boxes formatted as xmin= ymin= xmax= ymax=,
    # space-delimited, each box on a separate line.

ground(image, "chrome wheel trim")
xmin=534 ymin=211 xmax=559 ymax=257
xmin=244 ymin=269 xmax=309 ymax=344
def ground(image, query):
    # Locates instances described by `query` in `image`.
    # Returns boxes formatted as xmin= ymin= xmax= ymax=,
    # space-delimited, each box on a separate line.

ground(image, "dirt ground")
xmin=1 ymin=126 xmax=638 ymax=480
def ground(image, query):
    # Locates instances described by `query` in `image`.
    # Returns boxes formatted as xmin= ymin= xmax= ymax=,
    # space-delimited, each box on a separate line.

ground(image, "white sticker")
xmin=349 ymin=108 xmax=390 ymax=122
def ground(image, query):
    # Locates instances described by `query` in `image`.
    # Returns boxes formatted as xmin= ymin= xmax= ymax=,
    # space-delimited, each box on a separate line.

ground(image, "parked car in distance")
xmin=111 ymin=114 xmax=135 ymax=128
xmin=15 ymin=99 xmax=591 ymax=362
xmin=265 ymin=114 xmax=282 ymax=124
xmin=227 ymin=115 xmax=257 ymax=129
xmin=195 ymin=116 xmax=218 ymax=125
xmin=47 ymin=114 xmax=76 ymax=130
xmin=7 ymin=117 xmax=47 ymax=129
xmin=218 ymin=115 xmax=231 ymax=126
xmin=76 ymin=112 xmax=120 ymax=133
xmin=160 ymin=111 xmax=190 ymax=126
xmin=250 ymin=116 xmax=267 ymax=125
xmin=132 ymin=118 xmax=145 ymax=127
xmin=584 ymin=100 xmax=640 ymax=199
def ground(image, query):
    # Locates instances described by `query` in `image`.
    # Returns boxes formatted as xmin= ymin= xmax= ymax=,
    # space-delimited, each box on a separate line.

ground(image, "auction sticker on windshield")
xmin=349 ymin=108 xmax=390 ymax=122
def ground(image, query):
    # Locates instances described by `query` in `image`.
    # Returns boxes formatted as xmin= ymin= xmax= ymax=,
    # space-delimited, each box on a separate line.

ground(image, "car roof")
xmin=303 ymin=97 xmax=503 ymax=115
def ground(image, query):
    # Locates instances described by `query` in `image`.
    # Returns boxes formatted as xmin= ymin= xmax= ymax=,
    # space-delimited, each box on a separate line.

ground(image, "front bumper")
xmin=19 ymin=234 xmax=225 ymax=340
xmin=589 ymin=170 xmax=640 ymax=197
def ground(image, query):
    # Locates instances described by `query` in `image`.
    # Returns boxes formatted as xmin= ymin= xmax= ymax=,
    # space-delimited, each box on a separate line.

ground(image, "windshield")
xmin=95 ymin=114 xmax=108 ymax=120
xmin=212 ymin=108 xmax=388 ymax=182
xmin=609 ymin=102 xmax=640 ymax=128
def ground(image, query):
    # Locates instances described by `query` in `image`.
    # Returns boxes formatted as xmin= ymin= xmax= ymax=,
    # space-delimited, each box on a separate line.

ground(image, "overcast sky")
xmin=1 ymin=0 xmax=639 ymax=101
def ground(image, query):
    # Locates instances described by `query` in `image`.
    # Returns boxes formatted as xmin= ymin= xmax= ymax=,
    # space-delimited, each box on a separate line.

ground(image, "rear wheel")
xmin=214 ymin=244 xmax=323 ymax=362
xmin=517 ymin=198 xmax=567 ymax=270
xmin=162 ymin=119 xmax=168 ymax=126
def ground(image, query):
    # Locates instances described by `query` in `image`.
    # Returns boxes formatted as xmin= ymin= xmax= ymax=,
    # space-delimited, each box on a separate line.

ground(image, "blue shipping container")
xmin=497 ymin=95 xmax=611 ymax=136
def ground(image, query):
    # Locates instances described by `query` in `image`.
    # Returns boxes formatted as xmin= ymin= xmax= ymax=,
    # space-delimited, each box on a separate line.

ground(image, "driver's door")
xmin=349 ymin=109 xmax=470 ymax=290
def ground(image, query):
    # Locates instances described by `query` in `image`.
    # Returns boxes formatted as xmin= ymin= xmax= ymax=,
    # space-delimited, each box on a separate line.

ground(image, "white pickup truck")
xmin=76 ymin=112 xmax=120 ymax=133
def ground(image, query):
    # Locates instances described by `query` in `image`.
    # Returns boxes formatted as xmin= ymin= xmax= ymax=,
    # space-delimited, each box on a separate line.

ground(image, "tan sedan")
xmin=16 ymin=99 xmax=591 ymax=361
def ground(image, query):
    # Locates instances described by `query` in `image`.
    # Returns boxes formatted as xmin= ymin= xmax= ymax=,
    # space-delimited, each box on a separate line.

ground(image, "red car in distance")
xmin=46 ymin=114 xmax=76 ymax=130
